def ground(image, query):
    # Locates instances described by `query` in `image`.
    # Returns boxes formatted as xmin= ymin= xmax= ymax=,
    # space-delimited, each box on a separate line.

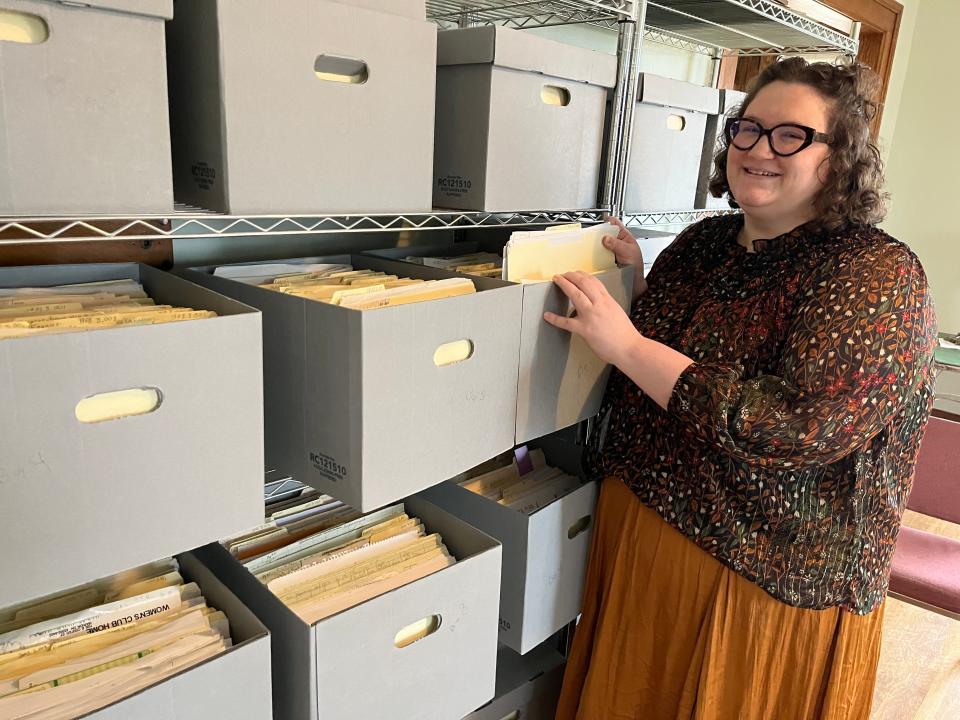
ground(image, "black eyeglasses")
xmin=725 ymin=117 xmax=832 ymax=157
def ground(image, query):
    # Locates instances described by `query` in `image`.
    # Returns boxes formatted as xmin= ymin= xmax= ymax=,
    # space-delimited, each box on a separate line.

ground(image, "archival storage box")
xmin=0 ymin=263 xmax=264 ymax=608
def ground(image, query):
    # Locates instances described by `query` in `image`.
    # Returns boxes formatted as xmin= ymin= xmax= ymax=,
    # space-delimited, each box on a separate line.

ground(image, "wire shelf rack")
xmin=426 ymin=0 xmax=636 ymax=29
xmin=641 ymin=0 xmax=857 ymax=55
xmin=622 ymin=208 xmax=739 ymax=227
xmin=0 ymin=207 xmax=610 ymax=245
xmin=0 ymin=207 xmax=747 ymax=245
xmin=426 ymin=1 xmax=857 ymax=55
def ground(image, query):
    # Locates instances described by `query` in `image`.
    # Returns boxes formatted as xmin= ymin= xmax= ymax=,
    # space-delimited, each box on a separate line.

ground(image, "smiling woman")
xmin=547 ymin=58 xmax=940 ymax=720
xmin=711 ymin=59 xmax=888 ymax=239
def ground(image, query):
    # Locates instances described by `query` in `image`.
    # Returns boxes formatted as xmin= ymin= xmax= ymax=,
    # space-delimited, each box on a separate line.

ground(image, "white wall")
xmin=879 ymin=0 xmax=959 ymax=406
xmin=876 ymin=0 xmax=919 ymax=160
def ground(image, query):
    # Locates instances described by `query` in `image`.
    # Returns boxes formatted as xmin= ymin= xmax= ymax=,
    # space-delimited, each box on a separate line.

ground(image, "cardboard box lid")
xmin=637 ymin=73 xmax=720 ymax=114
xmin=50 ymin=0 xmax=172 ymax=20
xmin=720 ymin=88 xmax=748 ymax=114
xmin=437 ymin=25 xmax=617 ymax=88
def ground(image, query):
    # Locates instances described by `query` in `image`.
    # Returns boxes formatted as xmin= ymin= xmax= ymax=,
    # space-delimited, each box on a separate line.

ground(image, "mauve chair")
xmin=889 ymin=410 xmax=960 ymax=617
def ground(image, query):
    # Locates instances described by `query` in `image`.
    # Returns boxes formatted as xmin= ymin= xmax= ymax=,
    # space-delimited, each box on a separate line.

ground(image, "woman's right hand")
xmin=602 ymin=216 xmax=648 ymax=301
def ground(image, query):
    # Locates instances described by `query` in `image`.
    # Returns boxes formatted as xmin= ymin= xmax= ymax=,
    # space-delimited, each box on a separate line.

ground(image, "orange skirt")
xmin=556 ymin=477 xmax=885 ymax=720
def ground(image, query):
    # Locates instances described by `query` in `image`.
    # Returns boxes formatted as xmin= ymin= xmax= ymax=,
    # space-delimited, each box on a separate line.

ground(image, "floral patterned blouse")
xmin=586 ymin=214 xmax=939 ymax=614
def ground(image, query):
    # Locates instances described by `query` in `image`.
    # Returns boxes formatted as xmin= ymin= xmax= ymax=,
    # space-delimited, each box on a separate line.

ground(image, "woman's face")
xmin=727 ymin=80 xmax=832 ymax=223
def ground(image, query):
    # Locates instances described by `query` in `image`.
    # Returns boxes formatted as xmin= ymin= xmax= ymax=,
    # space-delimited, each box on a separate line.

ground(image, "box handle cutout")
xmin=666 ymin=114 xmax=686 ymax=132
xmin=314 ymin=55 xmax=369 ymax=84
xmin=568 ymin=514 xmax=592 ymax=540
xmin=0 ymin=10 xmax=48 ymax=44
xmin=541 ymin=85 xmax=570 ymax=107
xmin=498 ymin=712 xmax=521 ymax=720
xmin=394 ymin=614 xmax=441 ymax=649
xmin=433 ymin=339 xmax=474 ymax=367
xmin=75 ymin=388 xmax=162 ymax=424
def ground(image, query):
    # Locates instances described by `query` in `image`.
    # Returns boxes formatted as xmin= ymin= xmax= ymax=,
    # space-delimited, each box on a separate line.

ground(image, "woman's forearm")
xmin=613 ymin=332 xmax=694 ymax=411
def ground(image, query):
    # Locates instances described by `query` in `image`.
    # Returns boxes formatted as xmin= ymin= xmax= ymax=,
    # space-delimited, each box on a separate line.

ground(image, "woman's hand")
xmin=543 ymin=271 xmax=642 ymax=367
xmin=602 ymin=216 xmax=648 ymax=301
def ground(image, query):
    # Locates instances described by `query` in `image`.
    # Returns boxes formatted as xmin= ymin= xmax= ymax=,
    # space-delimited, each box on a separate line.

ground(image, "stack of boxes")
xmin=0 ymin=263 xmax=271 ymax=715
xmin=2 ymin=2 xmax=727 ymax=218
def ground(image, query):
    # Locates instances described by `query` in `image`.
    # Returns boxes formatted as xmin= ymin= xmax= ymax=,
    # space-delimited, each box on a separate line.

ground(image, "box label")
xmin=190 ymin=161 xmax=219 ymax=192
xmin=437 ymin=175 xmax=473 ymax=199
xmin=309 ymin=450 xmax=347 ymax=483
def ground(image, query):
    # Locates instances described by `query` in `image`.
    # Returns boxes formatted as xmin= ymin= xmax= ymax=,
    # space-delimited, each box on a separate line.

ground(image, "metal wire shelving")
xmin=642 ymin=1 xmax=858 ymax=56
xmin=0 ymin=208 xmax=747 ymax=245
xmin=426 ymin=0 xmax=637 ymax=29
xmin=0 ymin=208 xmax=611 ymax=246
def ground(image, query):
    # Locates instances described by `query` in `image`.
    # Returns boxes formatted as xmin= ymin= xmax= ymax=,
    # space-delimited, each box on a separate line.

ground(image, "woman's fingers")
xmin=543 ymin=310 xmax=579 ymax=333
xmin=562 ymin=271 xmax=605 ymax=303
xmin=553 ymin=273 xmax=593 ymax=311
xmin=602 ymin=234 xmax=629 ymax=261
xmin=604 ymin=215 xmax=632 ymax=240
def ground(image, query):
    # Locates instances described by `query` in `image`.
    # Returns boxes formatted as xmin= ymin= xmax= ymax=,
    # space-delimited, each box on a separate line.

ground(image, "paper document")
xmin=502 ymin=223 xmax=618 ymax=282
xmin=461 ymin=446 xmax=582 ymax=515
xmin=0 ymin=280 xmax=216 ymax=340
xmin=224 ymin=496 xmax=457 ymax=624
xmin=0 ymin=559 xmax=233 ymax=719
xmin=212 ymin=262 xmax=477 ymax=309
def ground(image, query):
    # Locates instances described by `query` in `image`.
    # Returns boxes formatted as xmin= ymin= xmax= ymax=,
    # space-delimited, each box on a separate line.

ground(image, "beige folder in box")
xmin=364 ymin=240 xmax=633 ymax=443
xmin=184 ymin=255 xmax=523 ymax=512
xmin=422 ymin=428 xmax=597 ymax=654
xmin=196 ymin=496 xmax=501 ymax=720
xmin=0 ymin=263 xmax=264 ymax=610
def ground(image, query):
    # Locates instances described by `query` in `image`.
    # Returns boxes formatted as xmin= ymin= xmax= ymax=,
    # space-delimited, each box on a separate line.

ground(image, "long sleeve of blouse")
xmin=587 ymin=215 xmax=939 ymax=613
xmin=669 ymin=240 xmax=936 ymax=470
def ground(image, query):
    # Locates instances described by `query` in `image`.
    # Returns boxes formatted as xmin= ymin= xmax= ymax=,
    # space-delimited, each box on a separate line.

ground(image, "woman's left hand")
xmin=543 ymin=271 xmax=641 ymax=367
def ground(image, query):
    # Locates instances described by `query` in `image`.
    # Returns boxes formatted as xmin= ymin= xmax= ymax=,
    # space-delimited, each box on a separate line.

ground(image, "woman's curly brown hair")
xmin=708 ymin=57 xmax=888 ymax=229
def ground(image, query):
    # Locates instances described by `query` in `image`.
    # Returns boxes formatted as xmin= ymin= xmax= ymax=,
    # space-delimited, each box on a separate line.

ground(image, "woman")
xmin=545 ymin=58 xmax=939 ymax=719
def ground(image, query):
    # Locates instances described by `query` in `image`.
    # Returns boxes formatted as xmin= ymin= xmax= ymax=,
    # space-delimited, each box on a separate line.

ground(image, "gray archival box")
xmin=0 ymin=264 xmax=264 ymax=609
